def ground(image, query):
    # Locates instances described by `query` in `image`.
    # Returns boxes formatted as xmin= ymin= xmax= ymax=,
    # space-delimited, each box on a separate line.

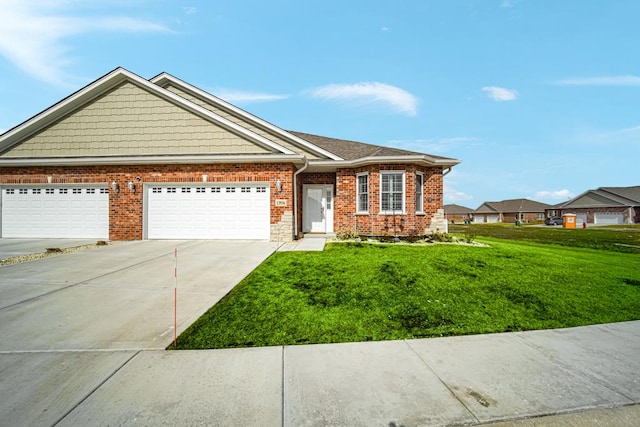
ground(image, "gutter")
xmin=0 ymin=154 xmax=306 ymax=167
xmin=443 ymin=167 xmax=452 ymax=176
xmin=292 ymin=156 xmax=309 ymax=240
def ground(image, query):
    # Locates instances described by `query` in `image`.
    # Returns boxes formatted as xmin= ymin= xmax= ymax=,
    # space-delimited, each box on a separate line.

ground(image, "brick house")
xmin=444 ymin=204 xmax=474 ymax=223
xmin=473 ymin=199 xmax=550 ymax=223
xmin=545 ymin=186 xmax=640 ymax=225
xmin=0 ymin=68 xmax=459 ymax=241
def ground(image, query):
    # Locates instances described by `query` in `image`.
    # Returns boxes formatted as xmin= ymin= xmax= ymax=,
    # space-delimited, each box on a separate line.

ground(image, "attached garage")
xmin=1 ymin=186 xmax=109 ymax=238
xmin=487 ymin=215 xmax=499 ymax=223
xmin=594 ymin=212 xmax=624 ymax=225
xmin=146 ymin=184 xmax=270 ymax=240
xmin=576 ymin=213 xmax=587 ymax=225
xmin=474 ymin=215 xmax=484 ymax=223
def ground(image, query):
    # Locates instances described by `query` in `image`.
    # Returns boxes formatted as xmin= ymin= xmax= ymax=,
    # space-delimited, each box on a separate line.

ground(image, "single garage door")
xmin=147 ymin=184 xmax=270 ymax=240
xmin=487 ymin=215 xmax=499 ymax=223
xmin=594 ymin=212 xmax=624 ymax=225
xmin=576 ymin=213 xmax=587 ymax=225
xmin=1 ymin=186 xmax=109 ymax=238
xmin=474 ymin=215 xmax=484 ymax=223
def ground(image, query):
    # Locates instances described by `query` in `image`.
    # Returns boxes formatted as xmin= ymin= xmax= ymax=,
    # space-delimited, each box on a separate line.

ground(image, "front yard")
xmin=175 ymin=237 xmax=640 ymax=349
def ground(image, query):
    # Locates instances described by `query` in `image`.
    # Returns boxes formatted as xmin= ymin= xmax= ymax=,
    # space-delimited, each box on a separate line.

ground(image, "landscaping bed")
xmin=174 ymin=238 xmax=640 ymax=349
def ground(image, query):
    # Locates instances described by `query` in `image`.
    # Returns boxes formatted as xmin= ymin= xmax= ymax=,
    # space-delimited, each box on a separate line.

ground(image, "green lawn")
xmin=450 ymin=223 xmax=640 ymax=253
xmin=174 ymin=238 xmax=640 ymax=349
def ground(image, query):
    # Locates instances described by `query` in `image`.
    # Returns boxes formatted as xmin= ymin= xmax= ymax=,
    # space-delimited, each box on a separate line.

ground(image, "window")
xmin=537 ymin=213 xmax=544 ymax=220
xmin=226 ymin=187 xmax=236 ymax=193
xmin=196 ymin=187 xmax=206 ymax=193
xmin=19 ymin=188 xmax=28 ymax=194
xmin=256 ymin=187 xmax=267 ymax=193
xmin=380 ymin=171 xmax=405 ymax=213
xmin=356 ymin=173 xmax=368 ymax=213
xmin=241 ymin=187 xmax=251 ymax=193
xmin=415 ymin=172 xmax=424 ymax=213
xmin=33 ymin=189 xmax=41 ymax=194
xmin=211 ymin=187 xmax=221 ymax=193
xmin=86 ymin=188 xmax=95 ymax=194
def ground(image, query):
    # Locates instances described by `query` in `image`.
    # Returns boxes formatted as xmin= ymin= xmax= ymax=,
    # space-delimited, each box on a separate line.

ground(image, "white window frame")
xmin=380 ymin=171 xmax=405 ymax=214
xmin=415 ymin=172 xmax=424 ymax=214
xmin=356 ymin=172 xmax=369 ymax=213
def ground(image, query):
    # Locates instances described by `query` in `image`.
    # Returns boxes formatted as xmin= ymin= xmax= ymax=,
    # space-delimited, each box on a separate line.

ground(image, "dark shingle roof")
xmin=289 ymin=131 xmax=457 ymax=161
xmin=475 ymin=198 xmax=551 ymax=213
xmin=444 ymin=204 xmax=474 ymax=214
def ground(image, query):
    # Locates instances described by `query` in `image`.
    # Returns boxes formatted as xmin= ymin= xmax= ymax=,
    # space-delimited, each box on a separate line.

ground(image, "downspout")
xmin=293 ymin=156 xmax=309 ymax=240
xmin=442 ymin=167 xmax=452 ymax=177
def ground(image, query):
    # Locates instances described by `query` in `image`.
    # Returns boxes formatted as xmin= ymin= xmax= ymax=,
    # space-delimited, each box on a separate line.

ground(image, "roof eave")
xmin=306 ymin=155 xmax=460 ymax=171
xmin=0 ymin=154 xmax=305 ymax=167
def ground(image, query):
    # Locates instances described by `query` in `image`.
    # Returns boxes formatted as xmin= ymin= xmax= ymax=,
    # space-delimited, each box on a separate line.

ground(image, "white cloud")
xmin=482 ymin=86 xmax=518 ymax=101
xmin=381 ymin=26 xmax=390 ymax=32
xmin=0 ymin=1 xmax=171 ymax=87
xmin=445 ymin=188 xmax=474 ymax=203
xmin=308 ymin=82 xmax=418 ymax=116
xmin=554 ymin=75 xmax=640 ymax=86
xmin=387 ymin=137 xmax=478 ymax=153
xmin=183 ymin=6 xmax=197 ymax=15
xmin=534 ymin=189 xmax=575 ymax=201
xmin=214 ymin=89 xmax=289 ymax=103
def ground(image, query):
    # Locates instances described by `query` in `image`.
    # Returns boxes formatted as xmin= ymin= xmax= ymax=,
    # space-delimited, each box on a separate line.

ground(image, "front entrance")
xmin=303 ymin=185 xmax=334 ymax=233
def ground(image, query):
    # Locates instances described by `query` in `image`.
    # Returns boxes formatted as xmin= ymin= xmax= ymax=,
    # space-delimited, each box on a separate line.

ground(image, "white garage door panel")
xmin=147 ymin=185 xmax=270 ymax=240
xmin=487 ymin=215 xmax=499 ymax=223
xmin=594 ymin=212 xmax=624 ymax=225
xmin=2 ymin=187 xmax=109 ymax=238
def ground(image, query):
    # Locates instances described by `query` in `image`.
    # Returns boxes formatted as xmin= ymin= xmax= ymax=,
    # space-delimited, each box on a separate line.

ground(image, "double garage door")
xmin=1 ymin=183 xmax=270 ymax=240
xmin=594 ymin=212 xmax=624 ymax=225
xmin=1 ymin=186 xmax=109 ymax=238
xmin=146 ymin=184 xmax=270 ymax=240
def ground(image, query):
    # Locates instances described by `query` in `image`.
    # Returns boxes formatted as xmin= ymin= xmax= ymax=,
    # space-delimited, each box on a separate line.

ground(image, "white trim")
xmin=0 ymin=67 xmax=296 ymax=156
xmin=0 ymin=154 xmax=305 ymax=167
xmin=356 ymin=172 xmax=369 ymax=213
xmin=150 ymin=73 xmax=343 ymax=161
xmin=305 ymin=155 xmax=460 ymax=172
xmin=415 ymin=171 xmax=424 ymax=214
xmin=379 ymin=170 xmax=406 ymax=214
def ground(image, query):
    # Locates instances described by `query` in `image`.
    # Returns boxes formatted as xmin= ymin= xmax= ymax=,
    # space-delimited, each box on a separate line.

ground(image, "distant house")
xmin=474 ymin=199 xmax=551 ymax=223
xmin=546 ymin=186 xmax=640 ymax=225
xmin=444 ymin=204 xmax=474 ymax=223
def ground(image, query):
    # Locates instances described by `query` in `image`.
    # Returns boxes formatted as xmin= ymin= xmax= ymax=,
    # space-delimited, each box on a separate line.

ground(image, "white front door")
xmin=303 ymin=185 xmax=334 ymax=233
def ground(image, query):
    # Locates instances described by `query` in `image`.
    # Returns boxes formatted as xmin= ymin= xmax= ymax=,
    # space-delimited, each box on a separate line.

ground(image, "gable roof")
xmin=150 ymin=73 xmax=341 ymax=161
xmin=444 ymin=204 xmax=474 ymax=214
xmin=475 ymin=198 xmax=551 ymax=213
xmin=0 ymin=68 xmax=298 ymax=162
xmin=0 ymin=67 xmax=461 ymax=170
xmin=557 ymin=186 xmax=640 ymax=209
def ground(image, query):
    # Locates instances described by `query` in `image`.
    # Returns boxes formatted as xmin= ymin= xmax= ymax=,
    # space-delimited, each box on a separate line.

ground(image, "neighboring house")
xmin=444 ymin=204 xmax=474 ymax=223
xmin=0 ymin=68 xmax=460 ymax=241
xmin=473 ymin=199 xmax=551 ymax=223
xmin=545 ymin=186 xmax=640 ymax=225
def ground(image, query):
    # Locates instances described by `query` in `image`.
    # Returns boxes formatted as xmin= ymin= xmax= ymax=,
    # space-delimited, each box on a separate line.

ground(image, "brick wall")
xmin=0 ymin=163 xmax=295 ymax=240
xmin=334 ymin=165 xmax=444 ymax=236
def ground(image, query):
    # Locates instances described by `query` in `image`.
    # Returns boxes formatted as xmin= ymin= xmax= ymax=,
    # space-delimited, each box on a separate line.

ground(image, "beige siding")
xmin=164 ymin=84 xmax=323 ymax=159
xmin=2 ymin=82 xmax=271 ymax=158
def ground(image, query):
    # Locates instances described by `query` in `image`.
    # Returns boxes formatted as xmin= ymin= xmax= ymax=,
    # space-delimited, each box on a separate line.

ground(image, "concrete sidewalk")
xmin=53 ymin=321 xmax=639 ymax=426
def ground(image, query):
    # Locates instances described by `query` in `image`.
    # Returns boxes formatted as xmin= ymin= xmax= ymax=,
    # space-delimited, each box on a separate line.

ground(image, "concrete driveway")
xmin=0 ymin=238 xmax=98 ymax=260
xmin=0 ymin=239 xmax=278 ymax=425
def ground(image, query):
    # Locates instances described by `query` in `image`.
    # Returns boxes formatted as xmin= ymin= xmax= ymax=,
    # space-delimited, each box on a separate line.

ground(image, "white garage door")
xmin=1 ymin=186 xmax=109 ymax=238
xmin=474 ymin=215 xmax=484 ymax=223
xmin=576 ymin=213 xmax=587 ymax=225
xmin=594 ymin=212 xmax=624 ymax=225
xmin=147 ymin=184 xmax=270 ymax=240
xmin=487 ymin=215 xmax=499 ymax=223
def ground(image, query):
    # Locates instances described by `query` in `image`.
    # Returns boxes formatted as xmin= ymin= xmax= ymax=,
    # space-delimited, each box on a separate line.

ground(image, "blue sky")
xmin=1 ymin=0 xmax=638 ymax=208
